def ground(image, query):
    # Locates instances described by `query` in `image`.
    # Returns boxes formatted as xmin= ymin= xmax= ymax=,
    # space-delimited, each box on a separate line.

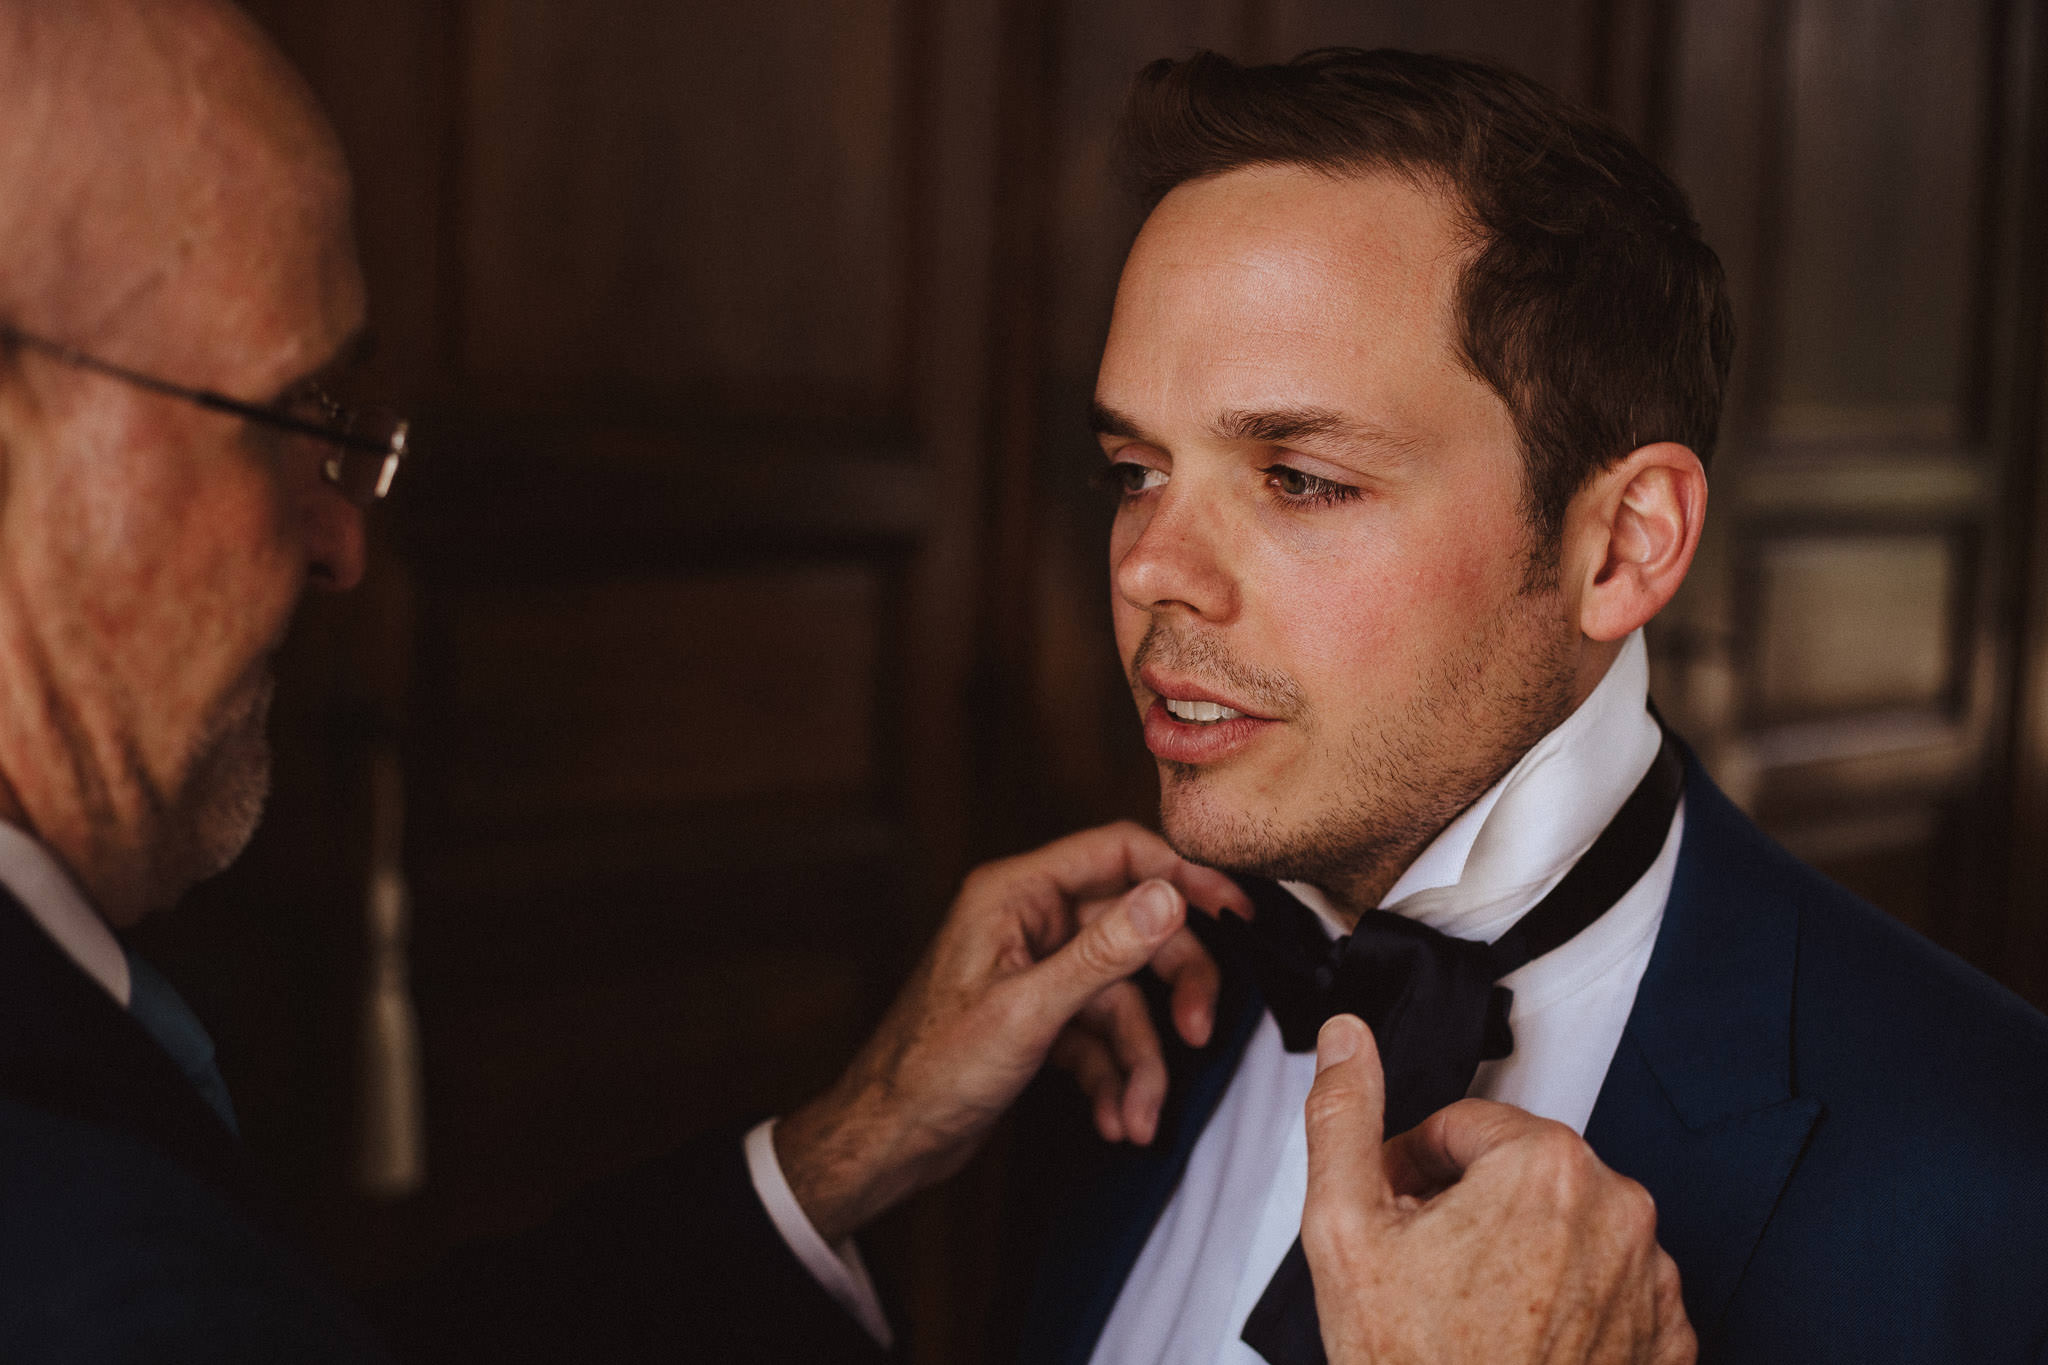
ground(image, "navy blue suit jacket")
xmin=1022 ymin=756 xmax=2048 ymax=1364
xmin=0 ymin=886 xmax=892 ymax=1363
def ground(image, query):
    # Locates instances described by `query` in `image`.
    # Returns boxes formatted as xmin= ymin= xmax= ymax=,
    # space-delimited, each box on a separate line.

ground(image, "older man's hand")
xmin=1304 ymin=1014 xmax=1696 ymax=1365
xmin=774 ymin=821 xmax=1241 ymax=1244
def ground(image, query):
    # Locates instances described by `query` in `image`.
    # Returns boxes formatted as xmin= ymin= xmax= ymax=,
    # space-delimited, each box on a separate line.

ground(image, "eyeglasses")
xmin=0 ymin=323 xmax=407 ymax=507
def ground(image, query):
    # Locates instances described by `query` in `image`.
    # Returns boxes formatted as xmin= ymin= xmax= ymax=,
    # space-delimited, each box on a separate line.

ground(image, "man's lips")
xmin=1138 ymin=671 xmax=1280 ymax=764
xmin=1142 ymin=698 xmax=1277 ymax=763
xmin=1138 ymin=670 xmax=1273 ymax=719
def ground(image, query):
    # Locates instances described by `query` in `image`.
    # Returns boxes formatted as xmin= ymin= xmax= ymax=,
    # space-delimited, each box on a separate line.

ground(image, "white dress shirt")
xmin=1090 ymin=631 xmax=1683 ymax=1365
xmin=744 ymin=1118 xmax=896 ymax=1348
xmin=0 ymin=819 xmax=130 ymax=1006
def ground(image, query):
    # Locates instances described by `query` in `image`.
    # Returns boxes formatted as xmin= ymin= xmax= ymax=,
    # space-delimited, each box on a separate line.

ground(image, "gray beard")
xmin=172 ymin=668 xmax=274 ymax=886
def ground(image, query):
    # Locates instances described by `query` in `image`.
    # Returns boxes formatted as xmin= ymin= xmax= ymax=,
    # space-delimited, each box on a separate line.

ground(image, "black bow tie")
xmin=1179 ymin=726 xmax=1685 ymax=1365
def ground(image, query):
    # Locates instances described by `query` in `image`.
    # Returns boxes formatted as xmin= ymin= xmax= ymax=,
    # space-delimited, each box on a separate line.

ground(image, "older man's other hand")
xmin=775 ymin=822 xmax=1241 ymax=1244
xmin=1304 ymin=1015 xmax=1696 ymax=1365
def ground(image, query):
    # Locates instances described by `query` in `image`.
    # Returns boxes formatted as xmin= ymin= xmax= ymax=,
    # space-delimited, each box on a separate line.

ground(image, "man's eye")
xmin=1263 ymin=464 xmax=1360 ymax=507
xmin=1094 ymin=461 xmax=1167 ymax=496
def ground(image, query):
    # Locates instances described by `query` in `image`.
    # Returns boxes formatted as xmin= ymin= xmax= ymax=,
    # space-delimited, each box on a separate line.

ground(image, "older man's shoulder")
xmin=0 ymin=1094 xmax=390 ymax=1364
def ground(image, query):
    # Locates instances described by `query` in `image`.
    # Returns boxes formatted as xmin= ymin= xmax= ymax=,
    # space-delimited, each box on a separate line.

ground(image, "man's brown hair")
xmin=1118 ymin=48 xmax=1735 ymax=547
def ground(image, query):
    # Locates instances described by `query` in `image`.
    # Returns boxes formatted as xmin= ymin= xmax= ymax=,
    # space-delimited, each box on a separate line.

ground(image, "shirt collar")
xmin=1285 ymin=630 xmax=1659 ymax=943
xmin=0 ymin=820 xmax=130 ymax=1006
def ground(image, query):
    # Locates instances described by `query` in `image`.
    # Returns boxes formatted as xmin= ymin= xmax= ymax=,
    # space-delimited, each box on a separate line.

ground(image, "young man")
xmin=1017 ymin=47 xmax=2048 ymax=1365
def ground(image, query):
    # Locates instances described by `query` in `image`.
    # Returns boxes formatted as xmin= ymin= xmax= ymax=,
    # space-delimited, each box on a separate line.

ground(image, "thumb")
xmin=1018 ymin=878 xmax=1184 ymax=1038
xmin=1302 ymin=1015 xmax=1397 ymax=1240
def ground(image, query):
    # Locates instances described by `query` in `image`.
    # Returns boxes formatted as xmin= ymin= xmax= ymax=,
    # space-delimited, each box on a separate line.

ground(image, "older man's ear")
xmin=1568 ymin=442 xmax=1708 ymax=645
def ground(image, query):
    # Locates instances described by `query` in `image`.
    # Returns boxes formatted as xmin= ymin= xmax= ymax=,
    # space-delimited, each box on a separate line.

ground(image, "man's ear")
xmin=1568 ymin=442 xmax=1707 ymax=643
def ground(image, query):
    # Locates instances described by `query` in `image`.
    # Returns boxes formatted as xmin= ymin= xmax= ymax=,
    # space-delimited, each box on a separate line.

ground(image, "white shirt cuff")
xmin=744 ymin=1118 xmax=895 ymax=1350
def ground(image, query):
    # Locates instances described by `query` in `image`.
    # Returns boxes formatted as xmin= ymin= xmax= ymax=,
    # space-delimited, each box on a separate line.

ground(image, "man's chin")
xmin=177 ymin=674 xmax=276 ymax=884
xmin=1156 ymin=772 xmax=1297 ymax=880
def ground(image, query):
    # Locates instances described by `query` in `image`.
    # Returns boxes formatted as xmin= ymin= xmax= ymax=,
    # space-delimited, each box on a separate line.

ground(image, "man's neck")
xmin=0 ymin=738 xmax=151 ymax=928
xmin=1305 ymin=634 xmax=1639 ymax=932
xmin=1313 ymin=825 xmax=1458 ymax=928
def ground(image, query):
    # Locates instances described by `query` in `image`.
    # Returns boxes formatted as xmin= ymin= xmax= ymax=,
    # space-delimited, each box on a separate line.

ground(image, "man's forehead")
xmin=1099 ymin=165 xmax=1479 ymax=431
xmin=1127 ymin=163 xmax=1469 ymax=310
xmin=0 ymin=0 xmax=360 ymax=382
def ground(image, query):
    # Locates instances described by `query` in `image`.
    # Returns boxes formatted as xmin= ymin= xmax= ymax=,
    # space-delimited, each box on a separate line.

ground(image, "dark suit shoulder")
xmin=1671 ymin=781 xmax=2048 ymax=1362
xmin=1783 ymin=855 xmax=2048 ymax=1147
xmin=0 ymin=1095 xmax=390 ymax=1364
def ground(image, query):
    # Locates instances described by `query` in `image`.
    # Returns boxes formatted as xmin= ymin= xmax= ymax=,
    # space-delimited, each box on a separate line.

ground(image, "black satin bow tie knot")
xmin=1175 ymin=725 xmax=1685 ymax=1365
xmin=1187 ymin=891 xmax=1516 ymax=1136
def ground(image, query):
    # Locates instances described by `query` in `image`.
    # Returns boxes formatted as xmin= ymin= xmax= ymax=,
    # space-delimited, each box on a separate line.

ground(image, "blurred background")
xmin=127 ymin=0 xmax=2048 ymax=1359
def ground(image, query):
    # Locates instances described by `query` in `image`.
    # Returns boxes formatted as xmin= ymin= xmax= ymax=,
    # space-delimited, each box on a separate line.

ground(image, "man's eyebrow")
xmin=1214 ymin=406 xmax=1422 ymax=457
xmin=1089 ymin=399 xmax=1150 ymax=442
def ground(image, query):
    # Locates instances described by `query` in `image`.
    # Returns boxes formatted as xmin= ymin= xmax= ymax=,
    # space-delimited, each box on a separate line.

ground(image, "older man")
xmin=0 ymin=5 xmax=1705 ymax=1363
xmin=1007 ymin=47 xmax=2048 ymax=1365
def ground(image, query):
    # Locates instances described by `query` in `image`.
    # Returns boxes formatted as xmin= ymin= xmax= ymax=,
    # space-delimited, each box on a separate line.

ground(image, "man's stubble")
xmin=1143 ymin=571 xmax=1581 ymax=910
xmin=171 ymin=663 xmax=274 ymax=888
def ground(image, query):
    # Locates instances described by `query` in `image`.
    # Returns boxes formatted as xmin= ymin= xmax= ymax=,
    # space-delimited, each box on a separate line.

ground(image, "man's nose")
xmin=300 ymin=478 xmax=367 ymax=592
xmin=1113 ymin=487 xmax=1239 ymax=623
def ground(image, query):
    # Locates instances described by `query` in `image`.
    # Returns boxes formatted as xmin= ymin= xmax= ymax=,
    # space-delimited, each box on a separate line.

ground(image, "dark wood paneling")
xmin=1772 ymin=0 xmax=1992 ymax=441
xmin=458 ymin=0 xmax=914 ymax=419
xmin=1267 ymin=0 xmax=1601 ymax=98
xmin=423 ymin=567 xmax=884 ymax=825
xmin=1746 ymin=527 xmax=1970 ymax=721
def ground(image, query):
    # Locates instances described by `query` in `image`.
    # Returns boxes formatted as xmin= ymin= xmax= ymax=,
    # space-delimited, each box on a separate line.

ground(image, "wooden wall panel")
xmin=1656 ymin=0 xmax=2035 ymax=986
xmin=415 ymin=949 xmax=869 ymax=1241
xmin=1266 ymin=0 xmax=1601 ymax=98
xmin=1751 ymin=532 xmax=1961 ymax=718
xmin=460 ymin=0 xmax=912 ymax=417
xmin=424 ymin=568 xmax=883 ymax=826
xmin=1772 ymin=0 xmax=1991 ymax=441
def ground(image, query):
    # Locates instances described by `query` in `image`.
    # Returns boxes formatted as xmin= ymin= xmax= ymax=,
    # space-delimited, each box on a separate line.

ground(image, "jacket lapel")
xmin=1585 ymin=756 xmax=1821 ymax=1337
xmin=1018 ymin=957 xmax=1265 ymax=1365
xmin=0 ymin=886 xmax=255 ymax=1213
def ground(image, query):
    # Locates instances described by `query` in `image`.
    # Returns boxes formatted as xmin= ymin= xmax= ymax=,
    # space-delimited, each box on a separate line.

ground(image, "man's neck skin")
xmin=1311 ymin=634 xmax=1623 ymax=926
xmin=0 ymin=650 xmax=155 ymax=928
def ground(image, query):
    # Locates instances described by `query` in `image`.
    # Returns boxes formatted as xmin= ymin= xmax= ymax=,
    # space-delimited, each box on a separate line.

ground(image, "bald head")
xmin=0 ymin=0 xmax=355 ymax=381
xmin=0 ymin=0 xmax=369 ymax=922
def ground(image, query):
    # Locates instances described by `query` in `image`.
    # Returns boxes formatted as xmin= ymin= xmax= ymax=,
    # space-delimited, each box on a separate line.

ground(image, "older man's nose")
xmin=301 ymin=479 xmax=367 ymax=591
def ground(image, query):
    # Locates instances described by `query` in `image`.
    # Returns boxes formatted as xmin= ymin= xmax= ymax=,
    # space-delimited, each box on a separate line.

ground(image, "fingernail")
xmin=1316 ymin=1015 xmax=1362 ymax=1072
xmin=1128 ymin=880 xmax=1176 ymax=935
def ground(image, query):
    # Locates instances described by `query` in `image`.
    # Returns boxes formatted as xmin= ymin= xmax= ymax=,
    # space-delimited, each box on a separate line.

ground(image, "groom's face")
xmin=1096 ymin=164 xmax=1583 ymax=904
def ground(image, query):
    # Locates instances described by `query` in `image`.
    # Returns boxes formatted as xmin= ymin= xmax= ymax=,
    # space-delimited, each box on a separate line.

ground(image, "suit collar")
xmin=0 ymin=886 xmax=255 ymax=1213
xmin=1586 ymin=752 xmax=1821 ymax=1337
